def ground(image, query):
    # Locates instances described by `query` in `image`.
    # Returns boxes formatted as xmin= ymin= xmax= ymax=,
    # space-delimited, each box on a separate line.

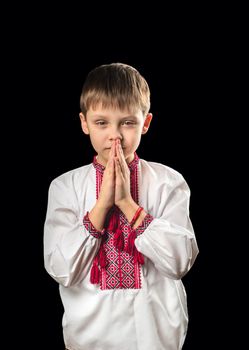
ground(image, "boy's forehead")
xmin=87 ymin=105 xmax=143 ymax=118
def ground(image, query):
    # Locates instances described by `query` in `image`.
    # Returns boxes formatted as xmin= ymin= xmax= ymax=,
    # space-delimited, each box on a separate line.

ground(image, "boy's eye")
xmin=94 ymin=120 xmax=136 ymax=127
xmin=122 ymin=121 xmax=136 ymax=126
xmin=95 ymin=121 xmax=106 ymax=126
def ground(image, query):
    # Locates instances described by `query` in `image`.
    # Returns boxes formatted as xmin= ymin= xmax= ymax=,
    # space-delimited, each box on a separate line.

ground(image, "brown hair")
xmin=80 ymin=63 xmax=150 ymax=116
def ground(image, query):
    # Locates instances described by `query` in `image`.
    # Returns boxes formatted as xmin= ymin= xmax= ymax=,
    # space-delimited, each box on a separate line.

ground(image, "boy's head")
xmin=80 ymin=62 xmax=150 ymax=117
xmin=79 ymin=63 xmax=153 ymax=166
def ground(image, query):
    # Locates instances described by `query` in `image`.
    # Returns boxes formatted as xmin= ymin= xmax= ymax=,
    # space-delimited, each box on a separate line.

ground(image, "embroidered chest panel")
xmin=100 ymin=215 xmax=141 ymax=289
xmin=96 ymin=156 xmax=142 ymax=290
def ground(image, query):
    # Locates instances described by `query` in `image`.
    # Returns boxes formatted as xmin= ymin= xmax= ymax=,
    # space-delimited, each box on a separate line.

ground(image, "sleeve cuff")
xmin=83 ymin=212 xmax=105 ymax=239
xmin=134 ymin=213 xmax=154 ymax=236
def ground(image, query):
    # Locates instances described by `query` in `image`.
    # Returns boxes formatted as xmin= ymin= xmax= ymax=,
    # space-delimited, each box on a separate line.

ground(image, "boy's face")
xmin=79 ymin=105 xmax=152 ymax=166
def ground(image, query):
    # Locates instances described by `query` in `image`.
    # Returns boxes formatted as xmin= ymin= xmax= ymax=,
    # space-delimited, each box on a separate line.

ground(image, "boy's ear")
xmin=142 ymin=113 xmax=153 ymax=134
xmin=79 ymin=112 xmax=90 ymax=135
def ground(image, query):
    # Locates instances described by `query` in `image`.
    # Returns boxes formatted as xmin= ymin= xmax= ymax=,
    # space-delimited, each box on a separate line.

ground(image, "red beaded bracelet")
xmin=130 ymin=206 xmax=144 ymax=227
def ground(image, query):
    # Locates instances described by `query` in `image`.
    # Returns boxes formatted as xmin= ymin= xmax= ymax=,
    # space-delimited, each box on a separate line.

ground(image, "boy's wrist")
xmin=117 ymin=199 xmax=140 ymax=223
xmin=88 ymin=201 xmax=112 ymax=232
xmin=95 ymin=200 xmax=113 ymax=213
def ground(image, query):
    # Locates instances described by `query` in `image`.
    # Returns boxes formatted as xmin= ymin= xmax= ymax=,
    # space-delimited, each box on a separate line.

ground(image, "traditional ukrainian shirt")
xmin=44 ymin=153 xmax=199 ymax=350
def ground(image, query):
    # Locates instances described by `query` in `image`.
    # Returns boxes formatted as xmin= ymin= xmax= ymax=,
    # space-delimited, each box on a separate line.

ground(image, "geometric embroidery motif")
xmin=90 ymin=153 xmax=153 ymax=290
xmin=100 ymin=215 xmax=142 ymax=290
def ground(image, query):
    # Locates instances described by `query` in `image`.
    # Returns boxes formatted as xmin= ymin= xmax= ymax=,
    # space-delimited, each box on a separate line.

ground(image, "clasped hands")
xmin=98 ymin=139 xmax=133 ymax=211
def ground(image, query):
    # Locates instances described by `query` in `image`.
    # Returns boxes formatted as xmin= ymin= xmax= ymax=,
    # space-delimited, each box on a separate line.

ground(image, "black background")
xmin=4 ymin=8 xmax=237 ymax=349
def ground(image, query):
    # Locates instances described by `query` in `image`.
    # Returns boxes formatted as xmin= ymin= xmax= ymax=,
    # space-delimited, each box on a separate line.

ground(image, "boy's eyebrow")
xmin=91 ymin=114 xmax=139 ymax=120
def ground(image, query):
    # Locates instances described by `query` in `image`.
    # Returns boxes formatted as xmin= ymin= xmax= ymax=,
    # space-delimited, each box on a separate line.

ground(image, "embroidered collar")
xmin=93 ymin=152 xmax=139 ymax=174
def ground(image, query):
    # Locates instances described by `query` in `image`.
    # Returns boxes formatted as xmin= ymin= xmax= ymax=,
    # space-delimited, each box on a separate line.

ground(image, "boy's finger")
xmin=111 ymin=140 xmax=116 ymax=157
xmin=106 ymin=156 xmax=114 ymax=170
xmin=106 ymin=142 xmax=115 ymax=168
xmin=105 ymin=159 xmax=114 ymax=178
xmin=116 ymin=141 xmax=126 ymax=173
xmin=114 ymin=157 xmax=124 ymax=180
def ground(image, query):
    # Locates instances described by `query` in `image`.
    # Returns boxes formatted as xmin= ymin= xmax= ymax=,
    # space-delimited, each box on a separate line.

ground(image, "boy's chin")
xmin=96 ymin=153 xmax=108 ymax=166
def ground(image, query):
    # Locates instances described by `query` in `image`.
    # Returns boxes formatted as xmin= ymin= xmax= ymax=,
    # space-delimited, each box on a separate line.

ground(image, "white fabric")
xmin=44 ymin=159 xmax=199 ymax=350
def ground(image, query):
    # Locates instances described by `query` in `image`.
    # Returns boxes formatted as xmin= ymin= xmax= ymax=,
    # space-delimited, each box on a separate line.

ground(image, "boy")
xmin=44 ymin=63 xmax=199 ymax=350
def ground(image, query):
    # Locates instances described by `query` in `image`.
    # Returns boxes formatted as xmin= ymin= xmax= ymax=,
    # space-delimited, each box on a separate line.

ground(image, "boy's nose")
xmin=108 ymin=128 xmax=123 ymax=142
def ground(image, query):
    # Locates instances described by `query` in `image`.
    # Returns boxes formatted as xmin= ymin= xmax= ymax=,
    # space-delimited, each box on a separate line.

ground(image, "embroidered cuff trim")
xmin=134 ymin=213 xmax=154 ymax=236
xmin=83 ymin=212 xmax=105 ymax=239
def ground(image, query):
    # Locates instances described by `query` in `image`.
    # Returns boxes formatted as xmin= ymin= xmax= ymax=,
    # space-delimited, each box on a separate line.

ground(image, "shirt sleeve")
xmin=135 ymin=173 xmax=199 ymax=280
xmin=43 ymin=177 xmax=101 ymax=287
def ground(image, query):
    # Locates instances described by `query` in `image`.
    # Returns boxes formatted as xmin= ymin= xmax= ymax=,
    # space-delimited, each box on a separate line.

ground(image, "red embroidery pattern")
xmin=83 ymin=212 xmax=105 ymax=239
xmin=88 ymin=153 xmax=153 ymax=290
xmin=100 ymin=214 xmax=145 ymax=289
xmin=133 ymin=213 xmax=154 ymax=237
